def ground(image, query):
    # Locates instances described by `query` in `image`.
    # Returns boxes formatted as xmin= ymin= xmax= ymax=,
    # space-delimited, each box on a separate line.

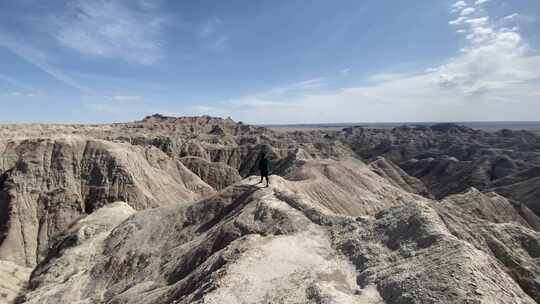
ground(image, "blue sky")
xmin=0 ymin=0 xmax=539 ymax=124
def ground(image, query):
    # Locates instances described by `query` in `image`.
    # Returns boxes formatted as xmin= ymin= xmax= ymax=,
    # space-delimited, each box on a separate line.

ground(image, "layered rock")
xmin=488 ymin=167 xmax=540 ymax=215
xmin=17 ymin=159 xmax=540 ymax=303
xmin=280 ymin=158 xmax=424 ymax=216
xmin=368 ymin=157 xmax=432 ymax=198
xmin=0 ymin=137 xmax=214 ymax=267
xmin=0 ymin=260 xmax=31 ymax=304
xmin=332 ymin=200 xmax=539 ymax=303
xmin=22 ymin=202 xmax=136 ymax=303
xmin=179 ymin=157 xmax=242 ymax=190
xmin=2 ymin=116 xmax=540 ymax=303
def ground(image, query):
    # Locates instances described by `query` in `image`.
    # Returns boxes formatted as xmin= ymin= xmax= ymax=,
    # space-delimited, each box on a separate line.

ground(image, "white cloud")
xmin=475 ymin=0 xmax=490 ymax=5
xmin=452 ymin=1 xmax=468 ymax=12
xmin=503 ymin=13 xmax=519 ymax=21
xmin=460 ymin=7 xmax=476 ymax=16
xmin=340 ymin=68 xmax=351 ymax=75
xmin=3 ymin=92 xmax=37 ymax=97
xmin=54 ymin=0 xmax=168 ymax=65
xmin=449 ymin=17 xmax=467 ymax=25
xmin=464 ymin=17 xmax=489 ymax=26
xmin=367 ymin=73 xmax=411 ymax=83
xmin=262 ymin=78 xmax=328 ymax=97
xmin=500 ymin=13 xmax=536 ymax=26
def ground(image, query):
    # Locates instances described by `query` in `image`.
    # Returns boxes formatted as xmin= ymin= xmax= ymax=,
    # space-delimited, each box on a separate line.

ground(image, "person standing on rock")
xmin=258 ymin=151 xmax=270 ymax=187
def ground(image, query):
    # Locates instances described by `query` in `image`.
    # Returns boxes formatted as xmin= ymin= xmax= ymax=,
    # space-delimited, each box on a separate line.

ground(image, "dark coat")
xmin=259 ymin=157 xmax=270 ymax=175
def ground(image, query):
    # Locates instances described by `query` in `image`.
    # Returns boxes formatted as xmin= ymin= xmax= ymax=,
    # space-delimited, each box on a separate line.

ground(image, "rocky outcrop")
xmin=0 ymin=260 xmax=31 ymax=304
xmin=0 ymin=137 xmax=214 ymax=267
xmin=280 ymin=158 xmax=424 ymax=216
xmin=400 ymin=156 xmax=492 ymax=199
xmin=2 ymin=116 xmax=540 ymax=303
xmin=339 ymin=125 xmax=540 ymax=211
xmin=369 ymin=157 xmax=432 ymax=198
xmin=332 ymin=199 xmax=539 ymax=303
xmin=434 ymin=189 xmax=540 ymax=301
xmin=488 ymin=167 xmax=540 ymax=214
xmin=180 ymin=157 xmax=242 ymax=190
xmin=22 ymin=202 xmax=136 ymax=303
xmin=17 ymin=159 xmax=540 ymax=303
xmin=19 ymin=177 xmax=370 ymax=303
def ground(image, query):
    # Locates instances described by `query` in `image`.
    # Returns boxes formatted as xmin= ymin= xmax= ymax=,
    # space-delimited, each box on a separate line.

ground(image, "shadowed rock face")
xmin=1 ymin=116 xmax=540 ymax=303
xmin=368 ymin=157 xmax=432 ymax=198
xmin=488 ymin=167 xmax=540 ymax=215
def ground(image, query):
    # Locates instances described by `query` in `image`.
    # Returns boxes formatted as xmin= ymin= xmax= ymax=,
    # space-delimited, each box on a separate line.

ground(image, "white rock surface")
xmin=0 ymin=260 xmax=31 ymax=304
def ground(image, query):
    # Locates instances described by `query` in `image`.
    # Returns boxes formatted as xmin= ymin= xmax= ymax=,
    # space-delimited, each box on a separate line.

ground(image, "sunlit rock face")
xmin=0 ymin=137 xmax=214 ymax=267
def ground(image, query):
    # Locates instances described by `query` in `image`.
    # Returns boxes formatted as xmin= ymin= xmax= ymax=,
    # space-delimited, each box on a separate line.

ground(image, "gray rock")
xmin=1 ymin=116 xmax=540 ymax=304
xmin=179 ymin=157 xmax=242 ymax=190
xmin=0 ymin=137 xmax=214 ymax=267
xmin=0 ymin=260 xmax=31 ymax=304
xmin=17 ymin=159 xmax=540 ymax=303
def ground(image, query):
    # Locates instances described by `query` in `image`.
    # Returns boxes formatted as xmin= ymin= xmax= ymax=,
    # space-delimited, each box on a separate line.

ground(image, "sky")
xmin=0 ymin=0 xmax=539 ymax=124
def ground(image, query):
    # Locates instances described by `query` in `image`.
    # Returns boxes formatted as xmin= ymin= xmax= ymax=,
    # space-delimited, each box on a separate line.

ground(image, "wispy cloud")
xmin=210 ymin=34 xmax=230 ymax=52
xmin=0 ymin=32 xmax=94 ymax=94
xmin=3 ymin=92 xmax=37 ymax=97
xmin=0 ymin=73 xmax=36 ymax=92
xmin=451 ymin=1 xmax=468 ymax=13
xmin=460 ymin=7 xmax=476 ymax=16
xmin=112 ymin=95 xmax=142 ymax=101
xmin=340 ymin=68 xmax=351 ymax=76
xmin=259 ymin=77 xmax=328 ymax=97
xmin=196 ymin=16 xmax=230 ymax=51
xmin=475 ymin=0 xmax=490 ymax=5
xmin=53 ymin=0 xmax=168 ymax=65
xmin=199 ymin=17 xmax=223 ymax=39
xmin=367 ymin=73 xmax=412 ymax=83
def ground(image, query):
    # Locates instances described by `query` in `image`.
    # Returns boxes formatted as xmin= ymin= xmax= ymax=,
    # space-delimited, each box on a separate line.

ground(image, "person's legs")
xmin=264 ymin=174 xmax=269 ymax=187
xmin=258 ymin=174 xmax=263 ymax=184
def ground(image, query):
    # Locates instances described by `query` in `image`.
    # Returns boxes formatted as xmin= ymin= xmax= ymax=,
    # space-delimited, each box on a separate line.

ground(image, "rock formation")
xmin=17 ymin=165 xmax=540 ymax=303
xmin=179 ymin=157 xmax=241 ymax=190
xmin=0 ymin=137 xmax=214 ymax=267
xmin=368 ymin=157 xmax=432 ymax=198
xmin=0 ymin=116 xmax=539 ymax=303
xmin=0 ymin=260 xmax=30 ymax=304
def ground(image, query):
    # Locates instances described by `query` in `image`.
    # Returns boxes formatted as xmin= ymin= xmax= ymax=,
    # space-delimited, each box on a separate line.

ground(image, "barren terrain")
xmin=1 ymin=115 xmax=539 ymax=303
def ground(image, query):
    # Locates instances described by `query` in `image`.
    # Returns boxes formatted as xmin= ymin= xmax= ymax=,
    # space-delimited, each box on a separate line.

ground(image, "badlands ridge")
xmin=0 ymin=115 xmax=539 ymax=303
